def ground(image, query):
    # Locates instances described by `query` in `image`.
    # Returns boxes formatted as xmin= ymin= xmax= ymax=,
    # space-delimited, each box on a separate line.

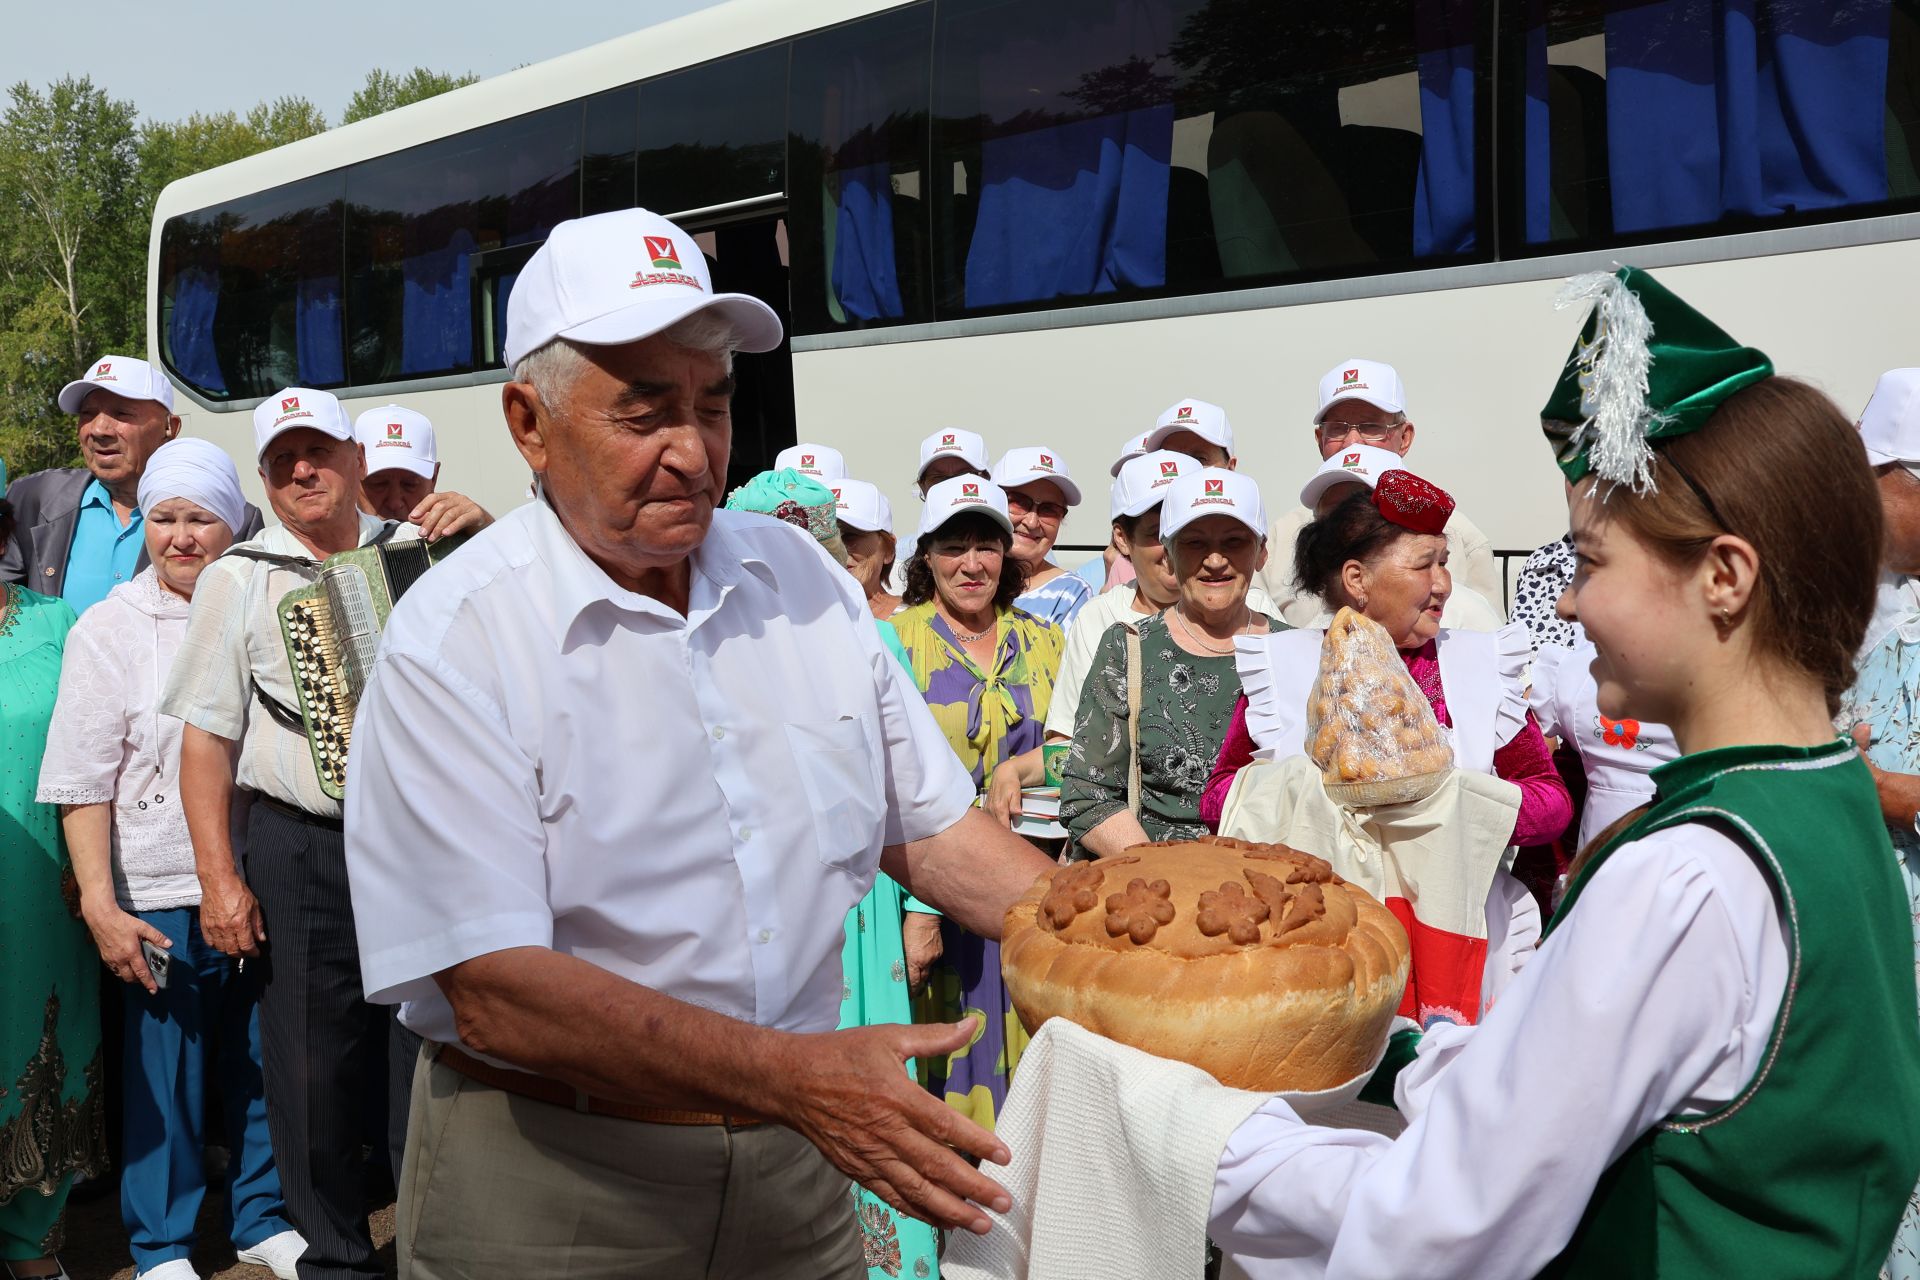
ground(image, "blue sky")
xmin=3 ymin=0 xmax=724 ymax=124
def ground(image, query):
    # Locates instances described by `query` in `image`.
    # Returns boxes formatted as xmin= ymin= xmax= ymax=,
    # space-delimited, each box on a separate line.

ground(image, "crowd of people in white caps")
xmin=1 ymin=204 xmax=1919 ymax=1280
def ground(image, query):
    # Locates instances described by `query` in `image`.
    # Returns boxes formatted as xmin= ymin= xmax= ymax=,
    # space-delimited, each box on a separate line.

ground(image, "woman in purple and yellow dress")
xmin=888 ymin=477 xmax=1063 ymax=1132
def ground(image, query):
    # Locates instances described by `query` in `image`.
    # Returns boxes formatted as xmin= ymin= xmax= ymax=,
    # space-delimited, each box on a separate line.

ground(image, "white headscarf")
xmin=137 ymin=437 xmax=246 ymax=534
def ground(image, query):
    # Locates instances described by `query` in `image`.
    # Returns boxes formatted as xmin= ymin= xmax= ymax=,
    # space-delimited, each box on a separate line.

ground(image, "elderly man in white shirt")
xmin=160 ymin=388 xmax=487 ymax=1280
xmin=343 ymin=207 xmax=1054 ymax=1280
xmin=1260 ymin=359 xmax=1504 ymax=628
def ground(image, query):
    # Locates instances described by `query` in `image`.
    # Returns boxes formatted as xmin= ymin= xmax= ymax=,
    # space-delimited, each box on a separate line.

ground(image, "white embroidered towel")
xmin=942 ymin=1018 xmax=1272 ymax=1280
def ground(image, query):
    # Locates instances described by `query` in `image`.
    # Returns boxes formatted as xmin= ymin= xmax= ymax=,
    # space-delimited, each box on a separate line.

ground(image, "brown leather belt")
xmin=434 ymin=1043 xmax=763 ymax=1128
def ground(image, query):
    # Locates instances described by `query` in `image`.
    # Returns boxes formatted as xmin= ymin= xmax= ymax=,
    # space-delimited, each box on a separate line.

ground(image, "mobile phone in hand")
xmin=140 ymin=938 xmax=172 ymax=990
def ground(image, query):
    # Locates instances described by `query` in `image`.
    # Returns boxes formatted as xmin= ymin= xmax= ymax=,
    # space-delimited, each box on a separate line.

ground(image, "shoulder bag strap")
xmin=1126 ymin=624 xmax=1143 ymax=818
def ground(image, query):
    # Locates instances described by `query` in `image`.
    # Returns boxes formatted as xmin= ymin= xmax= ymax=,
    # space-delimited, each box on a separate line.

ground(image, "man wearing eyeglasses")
xmin=1258 ymin=358 xmax=1503 ymax=629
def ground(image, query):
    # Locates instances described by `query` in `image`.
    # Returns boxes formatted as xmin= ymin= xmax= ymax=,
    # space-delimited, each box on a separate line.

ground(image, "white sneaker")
xmin=235 ymin=1229 xmax=307 ymax=1280
xmin=136 ymin=1261 xmax=201 ymax=1280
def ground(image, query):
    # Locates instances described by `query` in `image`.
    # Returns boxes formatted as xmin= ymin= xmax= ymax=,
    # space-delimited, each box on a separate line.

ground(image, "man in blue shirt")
xmin=0 ymin=355 xmax=262 ymax=610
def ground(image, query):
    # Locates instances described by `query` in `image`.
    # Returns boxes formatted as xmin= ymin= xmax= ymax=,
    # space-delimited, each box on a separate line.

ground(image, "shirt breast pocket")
xmin=783 ymin=717 xmax=885 ymax=876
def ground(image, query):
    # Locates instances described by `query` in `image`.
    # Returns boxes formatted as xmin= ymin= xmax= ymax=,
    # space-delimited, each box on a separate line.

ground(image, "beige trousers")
xmin=398 ymin=1047 xmax=864 ymax=1279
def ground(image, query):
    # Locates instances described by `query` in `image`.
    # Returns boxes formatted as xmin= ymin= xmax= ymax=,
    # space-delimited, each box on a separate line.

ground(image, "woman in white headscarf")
xmin=36 ymin=438 xmax=305 ymax=1280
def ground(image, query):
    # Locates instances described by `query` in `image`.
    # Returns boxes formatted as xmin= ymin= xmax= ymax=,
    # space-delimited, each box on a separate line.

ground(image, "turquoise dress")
xmin=837 ymin=622 xmax=940 ymax=1280
xmin=1838 ymin=592 xmax=1920 ymax=1280
xmin=0 ymin=585 xmax=105 ymax=1260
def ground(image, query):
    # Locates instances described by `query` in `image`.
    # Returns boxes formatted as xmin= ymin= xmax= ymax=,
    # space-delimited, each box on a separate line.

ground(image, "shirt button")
xmin=712 ymin=727 xmax=725 ymax=741
xmin=757 ymin=929 xmax=773 ymax=944
xmin=739 ymin=827 xmax=752 ymax=842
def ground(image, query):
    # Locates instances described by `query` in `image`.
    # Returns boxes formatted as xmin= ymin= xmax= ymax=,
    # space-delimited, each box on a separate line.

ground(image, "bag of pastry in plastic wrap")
xmin=1306 ymin=607 xmax=1454 ymax=806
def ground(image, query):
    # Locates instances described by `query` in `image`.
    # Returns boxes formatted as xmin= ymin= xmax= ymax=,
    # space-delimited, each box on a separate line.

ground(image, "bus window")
xmin=343 ymin=103 xmax=580 ymax=384
xmin=930 ymin=0 xmax=1489 ymax=316
xmin=636 ymin=44 xmax=787 ymax=216
xmin=583 ymin=85 xmax=640 ymax=217
xmin=787 ymin=2 xmax=934 ymax=334
xmin=158 ymin=173 xmax=346 ymax=401
xmin=1520 ymin=0 xmax=1909 ymax=248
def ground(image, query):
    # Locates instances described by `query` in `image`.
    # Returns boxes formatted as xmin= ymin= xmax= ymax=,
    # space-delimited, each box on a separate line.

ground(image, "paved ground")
xmin=60 ymin=1181 xmax=396 ymax=1280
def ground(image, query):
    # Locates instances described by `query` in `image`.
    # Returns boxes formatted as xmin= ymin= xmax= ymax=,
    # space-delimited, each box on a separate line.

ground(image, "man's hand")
xmin=410 ymin=491 xmax=493 ymax=542
xmin=984 ymin=765 xmax=1024 ymax=827
xmin=81 ymin=899 xmax=172 ymax=994
xmin=902 ymin=911 xmax=943 ymax=992
xmin=773 ymin=1018 xmax=1012 ymax=1235
xmin=199 ymin=873 xmax=266 ymax=958
xmin=1853 ymin=723 xmax=1920 ymax=829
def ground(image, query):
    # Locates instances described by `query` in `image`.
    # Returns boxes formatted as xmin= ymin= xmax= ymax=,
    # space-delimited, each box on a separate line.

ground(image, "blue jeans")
xmin=121 ymin=908 xmax=288 ymax=1270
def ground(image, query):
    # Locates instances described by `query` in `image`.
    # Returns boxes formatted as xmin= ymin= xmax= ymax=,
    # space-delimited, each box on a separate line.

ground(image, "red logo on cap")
xmin=1160 ymin=460 xmax=1178 ymax=477
xmin=1343 ymin=452 xmax=1361 ymax=465
xmin=832 ymin=488 xmax=842 ymax=501
xmin=95 ymin=361 xmax=112 ymax=376
xmin=1342 ymin=368 xmax=1360 ymax=385
xmin=942 ymin=433 xmax=956 ymax=446
xmin=1039 ymin=453 xmax=1053 ymax=468
xmin=1177 ymin=406 xmax=1193 ymax=419
xmin=961 ymin=483 xmax=980 ymax=497
xmin=387 ymin=423 xmax=404 ymax=439
xmin=1205 ymin=478 xmax=1225 ymax=496
xmin=644 ymin=236 xmax=681 ymax=270
xmin=282 ymin=396 xmax=300 ymax=412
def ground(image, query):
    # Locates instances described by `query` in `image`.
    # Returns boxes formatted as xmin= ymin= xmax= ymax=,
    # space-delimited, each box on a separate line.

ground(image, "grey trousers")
xmin=398 ymin=1046 xmax=865 ymax=1279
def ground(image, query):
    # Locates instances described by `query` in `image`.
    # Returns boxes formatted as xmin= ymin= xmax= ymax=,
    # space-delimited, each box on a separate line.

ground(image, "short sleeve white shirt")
xmin=343 ymin=501 xmax=976 ymax=1054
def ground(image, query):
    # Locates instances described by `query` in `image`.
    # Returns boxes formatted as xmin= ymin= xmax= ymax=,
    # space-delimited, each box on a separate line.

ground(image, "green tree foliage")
xmin=0 ymin=68 xmax=472 ymax=481
xmin=341 ymin=67 xmax=478 ymax=125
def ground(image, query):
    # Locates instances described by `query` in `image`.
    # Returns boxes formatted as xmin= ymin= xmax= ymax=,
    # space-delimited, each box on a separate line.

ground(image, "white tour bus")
xmin=147 ymin=0 xmax=1920 ymax=595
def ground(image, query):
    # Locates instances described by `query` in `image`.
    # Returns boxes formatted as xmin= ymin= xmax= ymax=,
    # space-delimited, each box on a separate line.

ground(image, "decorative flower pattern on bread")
xmin=1040 ymin=862 xmax=1106 ymax=930
xmin=1196 ymin=881 xmax=1269 ymax=944
xmin=1104 ymin=877 xmax=1177 ymax=944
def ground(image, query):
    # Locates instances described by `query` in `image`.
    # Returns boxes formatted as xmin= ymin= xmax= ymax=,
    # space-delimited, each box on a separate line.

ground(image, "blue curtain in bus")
xmin=832 ymin=163 xmax=903 ymax=321
xmin=1521 ymin=0 xmax=1552 ymax=244
xmin=401 ymin=228 xmax=476 ymax=374
xmin=1606 ymin=0 xmax=1890 ymax=234
xmin=964 ymin=104 xmax=1173 ymax=308
xmin=296 ymin=275 xmax=344 ymax=386
xmin=1413 ymin=0 xmax=1478 ymax=256
xmin=167 ymin=268 xmax=226 ymax=396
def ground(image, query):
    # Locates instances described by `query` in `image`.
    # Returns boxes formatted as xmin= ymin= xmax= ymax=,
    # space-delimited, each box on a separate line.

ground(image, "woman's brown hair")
xmin=900 ymin=512 xmax=1026 ymax=611
xmin=1589 ymin=376 xmax=1879 ymax=722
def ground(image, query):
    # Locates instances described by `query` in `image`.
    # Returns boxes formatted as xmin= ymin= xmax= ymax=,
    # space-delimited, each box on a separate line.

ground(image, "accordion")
xmin=275 ymin=534 xmax=468 ymax=800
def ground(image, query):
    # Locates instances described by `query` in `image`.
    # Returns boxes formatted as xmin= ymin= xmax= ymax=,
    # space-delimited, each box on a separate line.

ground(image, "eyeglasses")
xmin=1005 ymin=492 xmax=1069 ymax=521
xmin=1316 ymin=421 xmax=1401 ymax=445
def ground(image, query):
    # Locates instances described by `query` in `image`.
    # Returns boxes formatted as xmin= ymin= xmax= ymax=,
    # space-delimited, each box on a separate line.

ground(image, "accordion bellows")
xmin=277 ymin=536 xmax=464 ymax=799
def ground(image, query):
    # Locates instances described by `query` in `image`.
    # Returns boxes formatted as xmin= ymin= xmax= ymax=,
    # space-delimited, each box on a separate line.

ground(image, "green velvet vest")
xmin=1539 ymin=740 xmax=1920 ymax=1278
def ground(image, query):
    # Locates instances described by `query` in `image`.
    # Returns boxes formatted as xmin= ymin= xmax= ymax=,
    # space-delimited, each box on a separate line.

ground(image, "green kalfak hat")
xmin=724 ymin=466 xmax=849 ymax=565
xmin=1541 ymin=266 xmax=1773 ymax=491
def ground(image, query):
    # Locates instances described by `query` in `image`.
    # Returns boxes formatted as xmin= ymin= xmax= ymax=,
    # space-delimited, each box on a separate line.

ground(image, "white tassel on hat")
xmin=1555 ymin=271 xmax=1668 ymax=493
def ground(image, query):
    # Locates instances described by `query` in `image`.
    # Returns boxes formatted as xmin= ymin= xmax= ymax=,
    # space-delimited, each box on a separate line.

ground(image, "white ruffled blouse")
xmin=36 ymin=568 xmax=201 ymax=911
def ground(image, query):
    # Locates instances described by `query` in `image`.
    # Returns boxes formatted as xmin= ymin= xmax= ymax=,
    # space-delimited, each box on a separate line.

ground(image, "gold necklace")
xmin=1173 ymin=604 xmax=1248 ymax=655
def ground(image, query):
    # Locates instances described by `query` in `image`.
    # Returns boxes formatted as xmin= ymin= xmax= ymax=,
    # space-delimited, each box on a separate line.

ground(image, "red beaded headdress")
xmin=1372 ymin=470 xmax=1454 ymax=535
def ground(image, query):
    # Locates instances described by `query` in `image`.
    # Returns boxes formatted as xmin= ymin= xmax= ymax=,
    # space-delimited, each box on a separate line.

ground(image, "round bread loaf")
xmin=1000 ymin=836 xmax=1409 ymax=1093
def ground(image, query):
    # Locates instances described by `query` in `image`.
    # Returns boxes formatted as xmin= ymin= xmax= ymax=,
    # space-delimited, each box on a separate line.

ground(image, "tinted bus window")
xmin=788 ymin=2 xmax=934 ymax=334
xmin=584 ymin=86 xmax=640 ymax=216
xmin=635 ymin=45 xmax=787 ymax=214
xmin=344 ymin=104 xmax=580 ymax=384
xmin=158 ymin=174 xmax=346 ymax=401
xmin=931 ymin=0 xmax=1487 ymax=317
xmin=1520 ymin=0 xmax=1912 ymax=248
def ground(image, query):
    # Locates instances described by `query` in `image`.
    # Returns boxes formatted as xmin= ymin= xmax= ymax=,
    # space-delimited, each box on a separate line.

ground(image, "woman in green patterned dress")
xmin=0 ymin=475 xmax=106 ymax=1279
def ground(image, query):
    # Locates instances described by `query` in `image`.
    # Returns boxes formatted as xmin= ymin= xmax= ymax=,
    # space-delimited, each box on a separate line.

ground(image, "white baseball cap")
xmin=1145 ymin=399 xmax=1235 ymax=454
xmin=1316 ymin=358 xmax=1407 ymax=423
xmin=917 ymin=428 xmax=990 ymax=482
xmin=1109 ymin=430 xmax=1152 ymax=477
xmin=354 ymin=405 xmax=438 ymax=479
xmin=1157 ymin=467 xmax=1266 ymax=541
xmin=775 ymin=443 xmax=847 ymax=481
xmin=1298 ymin=443 xmax=1408 ymax=509
xmin=990 ymin=446 xmax=1082 ymax=507
xmin=1859 ymin=369 xmax=1920 ymax=470
xmin=254 ymin=388 xmax=354 ymax=460
xmin=502 ymin=208 xmax=782 ymax=369
xmin=831 ymin=479 xmax=891 ymax=534
xmin=1109 ymin=450 xmax=1191 ymax=521
xmin=60 ymin=355 xmax=175 ymax=415
xmin=917 ymin=475 xmax=1014 ymax=541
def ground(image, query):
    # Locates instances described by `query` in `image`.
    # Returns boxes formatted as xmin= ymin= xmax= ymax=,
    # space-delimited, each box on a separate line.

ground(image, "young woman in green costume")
xmin=1206 ymin=269 xmax=1920 ymax=1277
